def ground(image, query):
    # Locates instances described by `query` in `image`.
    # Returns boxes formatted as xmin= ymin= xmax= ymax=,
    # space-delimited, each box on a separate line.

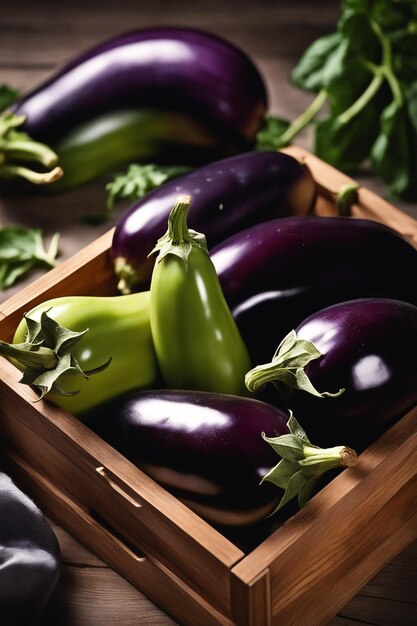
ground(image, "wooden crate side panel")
xmin=269 ymin=477 xmax=417 ymax=626
xmin=274 ymin=480 xmax=417 ymax=625
xmin=231 ymin=407 xmax=417 ymax=625
xmin=2 ymin=449 xmax=234 ymax=626
xmin=0 ymin=360 xmax=244 ymax=618
xmin=230 ymin=568 xmax=271 ymax=626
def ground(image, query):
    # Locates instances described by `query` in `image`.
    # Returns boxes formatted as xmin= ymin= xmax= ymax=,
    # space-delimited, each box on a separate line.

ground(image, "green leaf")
xmin=0 ymin=260 xmax=33 ymax=290
xmin=371 ymin=99 xmax=417 ymax=198
xmin=0 ymin=85 xmax=19 ymax=113
xmin=315 ymin=95 xmax=383 ymax=172
xmin=106 ymin=163 xmax=191 ymax=212
xmin=290 ymin=32 xmax=343 ymax=92
xmin=255 ymin=115 xmax=290 ymax=151
xmin=0 ymin=226 xmax=60 ymax=290
xmin=325 ymin=15 xmax=381 ymax=115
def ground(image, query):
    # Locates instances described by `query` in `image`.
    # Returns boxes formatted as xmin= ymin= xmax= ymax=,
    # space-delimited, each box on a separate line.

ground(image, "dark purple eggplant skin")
xmin=273 ymin=298 xmax=417 ymax=451
xmin=111 ymin=151 xmax=316 ymax=289
xmin=0 ymin=469 xmax=61 ymax=626
xmin=13 ymin=27 xmax=267 ymax=146
xmin=84 ymin=390 xmax=289 ymax=525
xmin=211 ymin=216 xmax=417 ymax=365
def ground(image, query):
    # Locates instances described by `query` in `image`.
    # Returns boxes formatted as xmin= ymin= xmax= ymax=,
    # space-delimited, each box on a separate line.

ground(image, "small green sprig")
xmin=261 ymin=413 xmax=357 ymax=514
xmin=106 ymin=163 xmax=191 ymax=213
xmin=0 ymin=310 xmax=111 ymax=399
xmin=0 ymin=226 xmax=60 ymax=290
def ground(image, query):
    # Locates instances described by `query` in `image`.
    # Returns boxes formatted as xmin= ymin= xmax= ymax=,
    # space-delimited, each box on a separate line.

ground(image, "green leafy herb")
xmin=261 ymin=413 xmax=357 ymax=514
xmin=0 ymin=84 xmax=19 ymax=113
xmin=256 ymin=0 xmax=417 ymax=199
xmin=106 ymin=163 xmax=191 ymax=212
xmin=254 ymin=116 xmax=290 ymax=151
xmin=0 ymin=226 xmax=60 ymax=290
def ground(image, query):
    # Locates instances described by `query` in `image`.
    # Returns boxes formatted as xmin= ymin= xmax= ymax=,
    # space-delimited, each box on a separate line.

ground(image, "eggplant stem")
xmin=149 ymin=195 xmax=208 ymax=268
xmin=0 ymin=340 xmax=58 ymax=370
xmin=278 ymin=88 xmax=328 ymax=145
xmin=0 ymin=164 xmax=63 ymax=184
xmin=336 ymin=183 xmax=360 ymax=216
xmin=0 ymin=139 xmax=59 ymax=168
xmin=300 ymin=444 xmax=357 ymax=469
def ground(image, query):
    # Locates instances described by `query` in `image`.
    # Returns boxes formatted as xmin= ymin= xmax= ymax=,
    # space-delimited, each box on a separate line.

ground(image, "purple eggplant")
xmin=13 ymin=28 xmax=267 ymax=146
xmin=211 ymin=216 xmax=417 ymax=364
xmin=246 ymin=298 xmax=417 ymax=451
xmin=84 ymin=390 xmax=355 ymax=526
xmin=111 ymin=151 xmax=316 ymax=292
xmin=0 ymin=469 xmax=61 ymax=625
xmin=6 ymin=28 xmax=268 ymax=189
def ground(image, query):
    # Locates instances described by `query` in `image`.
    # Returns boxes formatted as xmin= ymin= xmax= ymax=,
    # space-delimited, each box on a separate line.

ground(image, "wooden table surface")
xmin=1 ymin=1 xmax=417 ymax=624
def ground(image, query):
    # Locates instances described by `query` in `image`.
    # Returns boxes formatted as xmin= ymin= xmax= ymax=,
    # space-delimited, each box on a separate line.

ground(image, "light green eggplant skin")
xmin=150 ymin=195 xmax=251 ymax=396
xmin=50 ymin=109 xmax=227 ymax=191
xmin=11 ymin=292 xmax=157 ymax=416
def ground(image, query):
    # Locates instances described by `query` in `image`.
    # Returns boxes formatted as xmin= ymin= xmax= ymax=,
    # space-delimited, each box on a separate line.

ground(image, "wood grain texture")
xmin=1 ymin=1 xmax=417 ymax=624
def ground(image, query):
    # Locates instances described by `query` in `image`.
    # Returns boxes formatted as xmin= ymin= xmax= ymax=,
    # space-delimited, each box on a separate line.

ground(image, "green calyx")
xmin=149 ymin=194 xmax=208 ymax=270
xmin=245 ymin=329 xmax=345 ymax=398
xmin=0 ymin=310 xmax=111 ymax=399
xmin=261 ymin=412 xmax=357 ymax=514
xmin=0 ymin=112 xmax=63 ymax=185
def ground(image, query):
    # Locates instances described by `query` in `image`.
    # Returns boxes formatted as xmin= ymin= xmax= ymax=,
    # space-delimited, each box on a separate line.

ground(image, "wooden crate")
xmin=0 ymin=146 xmax=417 ymax=626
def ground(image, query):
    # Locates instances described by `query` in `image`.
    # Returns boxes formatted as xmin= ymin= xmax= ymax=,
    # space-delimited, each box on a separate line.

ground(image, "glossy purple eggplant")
xmin=211 ymin=216 xmax=417 ymax=364
xmin=248 ymin=298 xmax=417 ymax=451
xmin=111 ymin=151 xmax=316 ymax=292
xmin=0 ymin=469 xmax=60 ymax=625
xmin=85 ymin=390 xmax=356 ymax=526
xmin=85 ymin=390 xmax=290 ymax=526
xmin=13 ymin=28 xmax=267 ymax=146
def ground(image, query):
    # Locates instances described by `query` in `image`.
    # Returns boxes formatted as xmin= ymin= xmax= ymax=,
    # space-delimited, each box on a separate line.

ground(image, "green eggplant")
xmin=0 ymin=291 xmax=157 ymax=416
xmin=50 ymin=109 xmax=226 ymax=191
xmin=149 ymin=195 xmax=251 ymax=396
